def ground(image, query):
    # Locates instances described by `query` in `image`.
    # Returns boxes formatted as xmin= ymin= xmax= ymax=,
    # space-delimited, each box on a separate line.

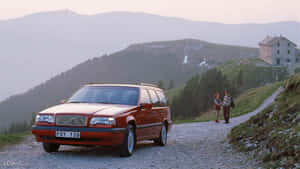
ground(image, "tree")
xmin=157 ymin=80 xmax=165 ymax=89
xmin=170 ymin=69 xmax=234 ymax=120
xmin=168 ymin=80 xmax=174 ymax=90
xmin=236 ymin=70 xmax=243 ymax=88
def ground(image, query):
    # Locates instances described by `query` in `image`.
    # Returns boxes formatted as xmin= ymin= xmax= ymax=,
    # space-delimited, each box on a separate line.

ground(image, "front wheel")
xmin=43 ymin=143 xmax=60 ymax=153
xmin=154 ymin=124 xmax=167 ymax=146
xmin=120 ymin=124 xmax=136 ymax=157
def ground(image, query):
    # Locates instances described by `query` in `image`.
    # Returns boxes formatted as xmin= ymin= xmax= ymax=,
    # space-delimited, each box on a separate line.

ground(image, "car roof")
xmin=85 ymin=83 xmax=163 ymax=91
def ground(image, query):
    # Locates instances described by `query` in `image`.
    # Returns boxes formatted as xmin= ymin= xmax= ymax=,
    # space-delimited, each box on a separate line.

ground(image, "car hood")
xmin=39 ymin=103 xmax=136 ymax=116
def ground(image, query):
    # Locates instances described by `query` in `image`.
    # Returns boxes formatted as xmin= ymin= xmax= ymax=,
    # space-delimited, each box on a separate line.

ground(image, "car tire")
xmin=154 ymin=124 xmax=167 ymax=146
xmin=120 ymin=124 xmax=136 ymax=157
xmin=43 ymin=143 xmax=60 ymax=153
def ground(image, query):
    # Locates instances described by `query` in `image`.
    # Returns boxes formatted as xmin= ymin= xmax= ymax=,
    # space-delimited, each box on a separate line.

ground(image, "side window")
xmin=148 ymin=90 xmax=161 ymax=107
xmin=139 ymin=89 xmax=151 ymax=104
xmin=157 ymin=91 xmax=168 ymax=107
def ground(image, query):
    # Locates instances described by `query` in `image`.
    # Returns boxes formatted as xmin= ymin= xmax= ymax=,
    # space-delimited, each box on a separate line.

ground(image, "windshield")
xmin=67 ymin=86 xmax=139 ymax=106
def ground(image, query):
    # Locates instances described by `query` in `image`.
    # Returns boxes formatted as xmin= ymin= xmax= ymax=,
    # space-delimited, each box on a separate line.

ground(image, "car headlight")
xmin=35 ymin=115 xmax=55 ymax=123
xmin=90 ymin=117 xmax=116 ymax=125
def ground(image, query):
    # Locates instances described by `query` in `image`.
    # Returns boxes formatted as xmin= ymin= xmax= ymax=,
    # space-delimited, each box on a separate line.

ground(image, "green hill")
xmin=229 ymin=74 xmax=300 ymax=168
xmin=182 ymin=81 xmax=283 ymax=123
xmin=0 ymin=39 xmax=258 ymax=132
xmin=165 ymin=85 xmax=184 ymax=104
xmin=167 ymin=58 xmax=288 ymax=121
xmin=218 ymin=58 xmax=288 ymax=90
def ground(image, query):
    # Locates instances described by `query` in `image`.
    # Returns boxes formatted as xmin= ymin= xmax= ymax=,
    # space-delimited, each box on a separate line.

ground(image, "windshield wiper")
xmin=97 ymin=102 xmax=120 ymax=104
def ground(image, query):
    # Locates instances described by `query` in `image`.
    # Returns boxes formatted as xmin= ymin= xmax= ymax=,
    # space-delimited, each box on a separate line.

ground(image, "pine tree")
xmin=170 ymin=68 xmax=235 ymax=120
xmin=168 ymin=80 xmax=174 ymax=90
xmin=157 ymin=80 xmax=165 ymax=89
xmin=237 ymin=70 xmax=243 ymax=88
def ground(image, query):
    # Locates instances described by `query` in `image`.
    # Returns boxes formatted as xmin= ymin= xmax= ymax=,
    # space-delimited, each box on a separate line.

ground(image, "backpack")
xmin=231 ymin=98 xmax=235 ymax=108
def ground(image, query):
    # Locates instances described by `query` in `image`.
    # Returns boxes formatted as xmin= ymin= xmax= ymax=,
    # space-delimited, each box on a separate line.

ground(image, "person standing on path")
xmin=222 ymin=90 xmax=234 ymax=123
xmin=214 ymin=92 xmax=222 ymax=123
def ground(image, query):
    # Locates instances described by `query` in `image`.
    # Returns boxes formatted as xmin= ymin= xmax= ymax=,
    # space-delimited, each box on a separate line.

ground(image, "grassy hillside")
xmin=218 ymin=58 xmax=288 ymax=90
xmin=229 ymin=74 xmax=300 ymax=168
xmin=165 ymin=85 xmax=184 ymax=104
xmin=168 ymin=58 xmax=288 ymax=123
xmin=174 ymin=81 xmax=283 ymax=124
xmin=0 ymin=39 xmax=258 ymax=132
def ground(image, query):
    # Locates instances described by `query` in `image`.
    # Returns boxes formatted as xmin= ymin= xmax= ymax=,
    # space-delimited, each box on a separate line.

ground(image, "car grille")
xmin=56 ymin=115 xmax=88 ymax=126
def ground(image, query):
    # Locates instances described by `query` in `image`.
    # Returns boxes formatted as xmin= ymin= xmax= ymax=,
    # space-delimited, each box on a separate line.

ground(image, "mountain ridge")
xmin=2 ymin=10 xmax=299 ymax=25
xmin=0 ymin=10 xmax=299 ymax=102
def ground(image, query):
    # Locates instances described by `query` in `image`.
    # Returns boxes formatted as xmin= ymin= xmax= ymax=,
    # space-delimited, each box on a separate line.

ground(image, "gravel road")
xmin=0 ymin=88 xmax=282 ymax=169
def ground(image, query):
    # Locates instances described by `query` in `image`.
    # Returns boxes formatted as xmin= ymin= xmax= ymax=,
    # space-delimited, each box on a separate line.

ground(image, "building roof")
xmin=259 ymin=35 xmax=297 ymax=47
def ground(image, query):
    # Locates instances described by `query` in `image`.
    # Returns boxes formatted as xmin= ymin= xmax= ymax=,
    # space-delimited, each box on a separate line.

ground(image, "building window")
xmin=277 ymin=50 xmax=280 ymax=54
xmin=288 ymin=42 xmax=290 ymax=47
xmin=276 ymin=58 xmax=281 ymax=65
xmin=277 ymin=42 xmax=280 ymax=47
xmin=288 ymin=50 xmax=290 ymax=54
xmin=286 ymin=58 xmax=291 ymax=63
xmin=296 ymin=58 xmax=299 ymax=63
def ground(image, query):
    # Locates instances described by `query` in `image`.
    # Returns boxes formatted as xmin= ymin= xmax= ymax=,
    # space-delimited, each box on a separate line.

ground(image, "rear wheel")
xmin=120 ymin=124 xmax=135 ymax=157
xmin=43 ymin=143 xmax=60 ymax=153
xmin=154 ymin=124 xmax=167 ymax=146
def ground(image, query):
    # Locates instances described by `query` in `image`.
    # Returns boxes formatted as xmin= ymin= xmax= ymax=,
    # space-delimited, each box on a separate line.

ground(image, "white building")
xmin=259 ymin=35 xmax=300 ymax=66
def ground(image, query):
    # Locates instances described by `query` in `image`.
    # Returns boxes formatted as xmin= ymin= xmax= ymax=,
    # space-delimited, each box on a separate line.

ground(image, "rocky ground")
xmin=230 ymin=77 xmax=300 ymax=168
xmin=0 ymin=89 xmax=282 ymax=169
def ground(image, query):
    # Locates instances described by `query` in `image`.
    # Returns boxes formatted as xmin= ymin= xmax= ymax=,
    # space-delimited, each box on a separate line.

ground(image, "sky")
xmin=0 ymin=0 xmax=299 ymax=23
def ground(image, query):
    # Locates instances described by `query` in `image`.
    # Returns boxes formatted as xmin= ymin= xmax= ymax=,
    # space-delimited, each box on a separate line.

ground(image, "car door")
xmin=156 ymin=90 xmax=169 ymax=125
xmin=148 ymin=89 xmax=163 ymax=138
xmin=135 ymin=88 xmax=153 ymax=141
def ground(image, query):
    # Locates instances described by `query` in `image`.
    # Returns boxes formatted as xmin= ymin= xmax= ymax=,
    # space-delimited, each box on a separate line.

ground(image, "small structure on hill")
xmin=259 ymin=35 xmax=300 ymax=66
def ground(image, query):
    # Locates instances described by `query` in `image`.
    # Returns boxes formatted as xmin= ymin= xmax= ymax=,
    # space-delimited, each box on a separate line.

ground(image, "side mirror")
xmin=140 ymin=103 xmax=152 ymax=110
xmin=60 ymin=100 xmax=66 ymax=104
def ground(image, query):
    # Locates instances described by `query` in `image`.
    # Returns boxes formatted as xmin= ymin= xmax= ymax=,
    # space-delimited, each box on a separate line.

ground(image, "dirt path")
xmin=0 ymin=88 xmax=282 ymax=169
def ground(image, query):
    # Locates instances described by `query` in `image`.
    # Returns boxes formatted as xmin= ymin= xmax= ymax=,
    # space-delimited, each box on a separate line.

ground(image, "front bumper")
xmin=32 ymin=125 xmax=126 ymax=146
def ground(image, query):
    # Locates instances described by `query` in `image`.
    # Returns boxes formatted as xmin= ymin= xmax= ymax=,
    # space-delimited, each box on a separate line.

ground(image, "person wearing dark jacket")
xmin=222 ymin=90 xmax=234 ymax=123
xmin=214 ymin=92 xmax=222 ymax=123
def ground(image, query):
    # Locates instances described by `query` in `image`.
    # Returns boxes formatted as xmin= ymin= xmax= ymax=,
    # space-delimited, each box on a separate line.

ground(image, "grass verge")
xmin=0 ymin=132 xmax=29 ymax=149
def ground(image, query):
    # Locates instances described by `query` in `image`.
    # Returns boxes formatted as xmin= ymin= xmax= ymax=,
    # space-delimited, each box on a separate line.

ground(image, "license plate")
xmin=56 ymin=131 xmax=80 ymax=139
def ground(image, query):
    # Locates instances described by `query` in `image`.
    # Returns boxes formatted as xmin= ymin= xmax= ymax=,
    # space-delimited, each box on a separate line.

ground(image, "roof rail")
xmin=140 ymin=83 xmax=158 ymax=88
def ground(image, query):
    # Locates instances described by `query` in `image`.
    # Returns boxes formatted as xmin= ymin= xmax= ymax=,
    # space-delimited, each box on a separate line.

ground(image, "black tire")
xmin=43 ymin=143 xmax=60 ymax=153
xmin=154 ymin=124 xmax=167 ymax=146
xmin=120 ymin=124 xmax=136 ymax=157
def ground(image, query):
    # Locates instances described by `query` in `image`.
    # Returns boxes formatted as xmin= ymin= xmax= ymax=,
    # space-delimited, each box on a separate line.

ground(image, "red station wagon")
xmin=32 ymin=83 xmax=172 ymax=157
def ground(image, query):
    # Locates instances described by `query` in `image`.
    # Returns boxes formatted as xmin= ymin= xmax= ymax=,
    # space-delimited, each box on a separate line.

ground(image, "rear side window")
xmin=139 ymin=89 xmax=151 ymax=104
xmin=148 ymin=90 xmax=161 ymax=107
xmin=157 ymin=91 xmax=168 ymax=106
